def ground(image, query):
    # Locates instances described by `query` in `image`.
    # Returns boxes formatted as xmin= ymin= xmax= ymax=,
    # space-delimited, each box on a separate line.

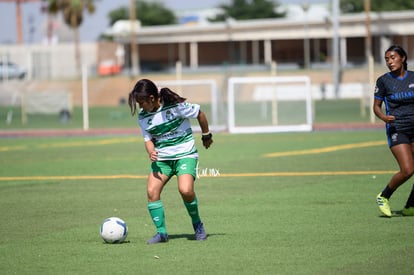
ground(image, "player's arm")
xmin=144 ymin=139 xmax=158 ymax=162
xmin=373 ymin=99 xmax=395 ymax=124
xmin=197 ymin=110 xmax=213 ymax=149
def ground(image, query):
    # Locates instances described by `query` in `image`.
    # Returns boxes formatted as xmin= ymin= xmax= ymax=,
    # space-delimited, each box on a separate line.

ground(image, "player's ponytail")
xmin=159 ymin=87 xmax=186 ymax=106
xmin=386 ymin=45 xmax=408 ymax=70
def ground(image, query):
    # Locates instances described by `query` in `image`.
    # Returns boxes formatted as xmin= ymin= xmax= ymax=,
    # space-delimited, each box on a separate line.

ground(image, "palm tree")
xmin=0 ymin=0 xmax=41 ymax=44
xmin=44 ymin=0 xmax=96 ymax=75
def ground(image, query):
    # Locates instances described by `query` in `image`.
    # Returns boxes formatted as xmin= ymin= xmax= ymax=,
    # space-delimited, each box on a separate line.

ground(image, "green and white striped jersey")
xmin=138 ymin=102 xmax=200 ymax=161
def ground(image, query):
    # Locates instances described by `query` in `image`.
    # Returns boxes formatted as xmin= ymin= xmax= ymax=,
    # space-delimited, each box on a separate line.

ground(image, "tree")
xmin=43 ymin=0 xmax=96 ymax=75
xmin=208 ymin=0 xmax=286 ymax=22
xmin=108 ymin=0 xmax=176 ymax=26
xmin=0 ymin=0 xmax=41 ymax=44
xmin=341 ymin=0 xmax=414 ymax=13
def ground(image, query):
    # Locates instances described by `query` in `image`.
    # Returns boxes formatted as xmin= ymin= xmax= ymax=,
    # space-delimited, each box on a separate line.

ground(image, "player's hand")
xmin=201 ymin=133 xmax=213 ymax=149
xmin=203 ymin=138 xmax=213 ymax=149
xmin=149 ymin=150 xmax=158 ymax=162
xmin=384 ymin=115 xmax=395 ymax=124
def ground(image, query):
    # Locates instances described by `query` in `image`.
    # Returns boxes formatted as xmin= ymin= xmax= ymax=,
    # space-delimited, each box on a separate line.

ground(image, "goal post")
xmin=227 ymin=76 xmax=313 ymax=134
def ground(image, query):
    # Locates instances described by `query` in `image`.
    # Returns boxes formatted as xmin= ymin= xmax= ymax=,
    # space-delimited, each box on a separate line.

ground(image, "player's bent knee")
xmin=400 ymin=169 xmax=414 ymax=180
xmin=179 ymin=189 xmax=195 ymax=200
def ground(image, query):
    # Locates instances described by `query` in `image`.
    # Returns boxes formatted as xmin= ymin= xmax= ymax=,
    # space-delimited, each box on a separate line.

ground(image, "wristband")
xmin=201 ymin=133 xmax=212 ymax=141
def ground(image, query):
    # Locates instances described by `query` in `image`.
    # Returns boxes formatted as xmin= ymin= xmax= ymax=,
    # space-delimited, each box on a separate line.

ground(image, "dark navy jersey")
xmin=374 ymin=70 xmax=414 ymax=133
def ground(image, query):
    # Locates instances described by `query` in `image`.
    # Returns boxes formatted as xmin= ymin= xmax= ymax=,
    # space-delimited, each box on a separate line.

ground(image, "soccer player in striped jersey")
xmin=128 ymin=79 xmax=213 ymax=244
xmin=374 ymin=45 xmax=414 ymax=217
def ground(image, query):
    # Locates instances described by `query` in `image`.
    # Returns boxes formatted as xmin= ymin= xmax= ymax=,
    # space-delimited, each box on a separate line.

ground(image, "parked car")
xmin=98 ymin=60 xmax=121 ymax=76
xmin=0 ymin=62 xmax=27 ymax=80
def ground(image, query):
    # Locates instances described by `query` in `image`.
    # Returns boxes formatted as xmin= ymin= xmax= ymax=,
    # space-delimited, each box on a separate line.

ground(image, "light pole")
xmin=364 ymin=0 xmax=375 ymax=123
xmin=301 ymin=1 xmax=311 ymax=69
xmin=129 ymin=0 xmax=140 ymax=76
xmin=332 ymin=0 xmax=340 ymax=98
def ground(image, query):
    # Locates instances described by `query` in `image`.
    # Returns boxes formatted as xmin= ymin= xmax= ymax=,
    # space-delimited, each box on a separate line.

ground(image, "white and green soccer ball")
xmin=100 ymin=217 xmax=128 ymax=244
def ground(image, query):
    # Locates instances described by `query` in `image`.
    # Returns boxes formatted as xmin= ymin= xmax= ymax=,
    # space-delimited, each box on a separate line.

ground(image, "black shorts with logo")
xmin=387 ymin=126 xmax=414 ymax=147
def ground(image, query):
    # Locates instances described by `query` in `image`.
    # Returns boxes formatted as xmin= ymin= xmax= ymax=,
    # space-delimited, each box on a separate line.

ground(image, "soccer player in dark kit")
xmin=374 ymin=45 xmax=414 ymax=217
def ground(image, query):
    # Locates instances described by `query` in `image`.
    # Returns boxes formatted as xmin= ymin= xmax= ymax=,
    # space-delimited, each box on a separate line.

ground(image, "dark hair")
xmin=128 ymin=79 xmax=186 ymax=115
xmin=386 ymin=45 xmax=408 ymax=70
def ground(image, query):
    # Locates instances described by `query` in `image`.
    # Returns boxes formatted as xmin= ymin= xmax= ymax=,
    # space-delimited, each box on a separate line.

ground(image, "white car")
xmin=0 ymin=62 xmax=27 ymax=80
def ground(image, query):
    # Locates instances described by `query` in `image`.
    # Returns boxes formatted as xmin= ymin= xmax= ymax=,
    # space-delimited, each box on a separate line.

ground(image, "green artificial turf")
xmin=1 ymin=131 xmax=412 ymax=274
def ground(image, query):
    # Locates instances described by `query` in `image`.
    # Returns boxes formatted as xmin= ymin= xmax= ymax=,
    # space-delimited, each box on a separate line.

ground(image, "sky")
xmin=0 ymin=0 xmax=327 ymax=44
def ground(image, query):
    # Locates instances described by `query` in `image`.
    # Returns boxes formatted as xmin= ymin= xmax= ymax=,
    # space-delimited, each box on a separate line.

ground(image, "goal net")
xmin=227 ymin=76 xmax=313 ymax=133
xmin=156 ymin=79 xmax=225 ymax=131
xmin=21 ymin=91 xmax=73 ymax=124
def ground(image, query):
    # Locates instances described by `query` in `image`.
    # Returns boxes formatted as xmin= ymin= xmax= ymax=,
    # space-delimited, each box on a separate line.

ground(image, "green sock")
xmin=184 ymin=197 xmax=201 ymax=224
xmin=147 ymin=200 xmax=167 ymax=234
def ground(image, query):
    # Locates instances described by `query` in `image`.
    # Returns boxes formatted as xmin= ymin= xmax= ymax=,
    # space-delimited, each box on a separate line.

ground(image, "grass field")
xmin=0 ymin=99 xmax=377 ymax=130
xmin=1 ymin=129 xmax=413 ymax=274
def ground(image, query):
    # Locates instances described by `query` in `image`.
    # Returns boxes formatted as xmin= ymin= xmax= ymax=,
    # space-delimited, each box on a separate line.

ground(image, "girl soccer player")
xmin=128 ymin=78 xmax=213 ymax=243
xmin=374 ymin=45 xmax=414 ymax=217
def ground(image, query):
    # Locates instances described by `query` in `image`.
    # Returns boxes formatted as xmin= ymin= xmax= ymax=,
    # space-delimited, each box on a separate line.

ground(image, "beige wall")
xmin=0 ymin=43 xmax=97 ymax=80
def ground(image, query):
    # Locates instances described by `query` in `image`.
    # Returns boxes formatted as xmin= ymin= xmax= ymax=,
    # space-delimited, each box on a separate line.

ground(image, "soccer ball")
xmin=100 ymin=217 xmax=128 ymax=244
